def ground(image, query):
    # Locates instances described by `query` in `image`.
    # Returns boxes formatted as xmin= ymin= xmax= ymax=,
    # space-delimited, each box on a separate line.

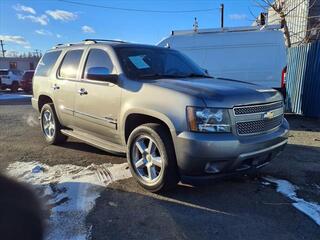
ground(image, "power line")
xmin=58 ymin=0 xmax=218 ymax=13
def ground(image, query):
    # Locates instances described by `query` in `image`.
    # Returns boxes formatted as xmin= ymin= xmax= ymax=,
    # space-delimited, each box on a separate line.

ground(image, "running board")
xmin=61 ymin=129 xmax=126 ymax=155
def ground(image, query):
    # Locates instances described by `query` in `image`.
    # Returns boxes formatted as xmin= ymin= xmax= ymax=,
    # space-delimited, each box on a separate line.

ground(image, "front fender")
xmin=119 ymin=107 xmax=177 ymax=146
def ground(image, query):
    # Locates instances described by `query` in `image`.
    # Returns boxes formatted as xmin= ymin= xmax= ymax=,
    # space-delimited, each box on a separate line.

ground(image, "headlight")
xmin=187 ymin=107 xmax=231 ymax=132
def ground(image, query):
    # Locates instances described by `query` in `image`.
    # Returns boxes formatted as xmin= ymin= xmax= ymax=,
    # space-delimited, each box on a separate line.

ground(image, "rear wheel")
xmin=127 ymin=123 xmax=179 ymax=192
xmin=40 ymin=103 xmax=68 ymax=145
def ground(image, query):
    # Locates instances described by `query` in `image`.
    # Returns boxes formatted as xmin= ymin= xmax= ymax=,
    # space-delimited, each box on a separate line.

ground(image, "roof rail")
xmin=83 ymin=39 xmax=126 ymax=43
xmin=52 ymin=42 xmax=84 ymax=49
xmin=52 ymin=39 xmax=126 ymax=49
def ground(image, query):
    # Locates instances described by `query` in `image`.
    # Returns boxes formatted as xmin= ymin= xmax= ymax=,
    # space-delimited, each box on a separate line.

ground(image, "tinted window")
xmin=0 ymin=70 xmax=9 ymax=75
xmin=59 ymin=50 xmax=83 ymax=79
xmin=23 ymin=71 xmax=34 ymax=80
xmin=114 ymin=47 xmax=205 ymax=80
xmin=35 ymin=51 xmax=61 ymax=77
xmin=83 ymin=49 xmax=114 ymax=78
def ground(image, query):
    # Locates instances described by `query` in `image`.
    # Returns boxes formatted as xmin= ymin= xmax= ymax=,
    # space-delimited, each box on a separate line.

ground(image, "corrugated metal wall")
xmin=286 ymin=41 xmax=320 ymax=117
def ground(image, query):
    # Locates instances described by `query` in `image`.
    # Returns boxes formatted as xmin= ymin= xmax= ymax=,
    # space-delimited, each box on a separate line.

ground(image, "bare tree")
xmin=256 ymin=0 xmax=320 ymax=47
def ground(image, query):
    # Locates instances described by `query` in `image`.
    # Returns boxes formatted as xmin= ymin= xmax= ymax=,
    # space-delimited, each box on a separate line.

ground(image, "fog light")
xmin=205 ymin=162 xmax=226 ymax=174
xmin=205 ymin=163 xmax=220 ymax=173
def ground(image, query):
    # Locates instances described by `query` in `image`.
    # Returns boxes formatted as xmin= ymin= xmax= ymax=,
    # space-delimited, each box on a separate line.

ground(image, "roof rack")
xmin=83 ymin=39 xmax=126 ymax=43
xmin=171 ymin=24 xmax=282 ymax=36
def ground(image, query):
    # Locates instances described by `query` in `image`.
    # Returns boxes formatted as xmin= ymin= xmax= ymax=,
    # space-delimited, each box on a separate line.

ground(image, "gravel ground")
xmin=0 ymin=102 xmax=319 ymax=240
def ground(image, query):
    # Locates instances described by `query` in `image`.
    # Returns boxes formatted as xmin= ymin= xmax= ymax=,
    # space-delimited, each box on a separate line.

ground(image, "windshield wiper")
xmin=140 ymin=74 xmax=183 ymax=79
xmin=139 ymin=73 xmax=213 ymax=80
xmin=182 ymin=73 xmax=213 ymax=78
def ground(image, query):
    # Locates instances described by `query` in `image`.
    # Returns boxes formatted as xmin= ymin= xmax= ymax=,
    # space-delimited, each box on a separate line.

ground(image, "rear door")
xmin=73 ymin=47 xmax=122 ymax=144
xmin=54 ymin=48 xmax=85 ymax=127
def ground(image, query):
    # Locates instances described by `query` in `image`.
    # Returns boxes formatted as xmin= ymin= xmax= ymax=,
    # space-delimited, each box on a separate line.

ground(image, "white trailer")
xmin=158 ymin=25 xmax=287 ymax=92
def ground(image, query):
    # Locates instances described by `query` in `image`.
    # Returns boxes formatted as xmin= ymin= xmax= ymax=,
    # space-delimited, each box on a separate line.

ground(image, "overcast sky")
xmin=0 ymin=0 xmax=262 ymax=54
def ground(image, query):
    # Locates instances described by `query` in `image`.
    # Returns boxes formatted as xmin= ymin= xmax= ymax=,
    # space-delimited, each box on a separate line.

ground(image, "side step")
xmin=61 ymin=129 xmax=126 ymax=156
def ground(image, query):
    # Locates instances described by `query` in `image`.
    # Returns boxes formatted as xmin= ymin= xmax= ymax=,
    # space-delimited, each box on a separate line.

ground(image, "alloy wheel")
xmin=131 ymin=135 xmax=163 ymax=183
xmin=42 ymin=110 xmax=55 ymax=139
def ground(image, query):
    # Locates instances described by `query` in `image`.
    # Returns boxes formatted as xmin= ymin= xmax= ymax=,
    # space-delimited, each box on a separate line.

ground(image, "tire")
xmin=40 ymin=103 xmax=68 ymax=145
xmin=11 ymin=81 xmax=19 ymax=93
xmin=127 ymin=123 xmax=179 ymax=192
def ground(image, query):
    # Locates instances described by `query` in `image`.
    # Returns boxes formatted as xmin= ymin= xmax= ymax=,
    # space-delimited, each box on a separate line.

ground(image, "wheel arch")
xmin=38 ymin=95 xmax=53 ymax=112
xmin=122 ymin=110 xmax=176 ymax=145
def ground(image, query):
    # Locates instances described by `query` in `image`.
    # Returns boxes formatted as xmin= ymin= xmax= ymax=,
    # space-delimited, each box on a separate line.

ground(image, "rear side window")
xmin=59 ymin=50 xmax=83 ymax=79
xmin=35 ymin=51 xmax=61 ymax=77
xmin=83 ymin=49 xmax=114 ymax=78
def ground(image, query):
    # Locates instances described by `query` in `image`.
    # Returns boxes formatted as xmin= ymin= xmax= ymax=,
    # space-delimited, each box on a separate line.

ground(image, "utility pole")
xmin=0 ymin=40 xmax=5 ymax=57
xmin=220 ymin=3 xmax=224 ymax=28
xmin=34 ymin=49 xmax=40 ymax=57
xmin=193 ymin=17 xmax=199 ymax=32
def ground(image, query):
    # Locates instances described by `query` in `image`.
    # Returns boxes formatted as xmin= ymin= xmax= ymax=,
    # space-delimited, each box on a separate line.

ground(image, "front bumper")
xmin=174 ymin=118 xmax=289 ymax=179
xmin=31 ymin=98 xmax=39 ymax=112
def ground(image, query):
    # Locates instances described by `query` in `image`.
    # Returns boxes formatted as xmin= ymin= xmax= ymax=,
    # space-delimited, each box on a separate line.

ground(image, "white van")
xmin=158 ymin=25 xmax=287 ymax=93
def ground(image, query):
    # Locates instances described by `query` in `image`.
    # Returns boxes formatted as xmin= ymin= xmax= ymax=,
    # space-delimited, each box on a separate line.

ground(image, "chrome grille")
xmin=234 ymin=101 xmax=283 ymax=115
xmin=233 ymin=101 xmax=284 ymax=135
xmin=236 ymin=115 xmax=283 ymax=135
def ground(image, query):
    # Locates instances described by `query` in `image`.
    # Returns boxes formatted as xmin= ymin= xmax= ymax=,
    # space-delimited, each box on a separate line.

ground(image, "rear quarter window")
xmin=35 ymin=51 xmax=61 ymax=77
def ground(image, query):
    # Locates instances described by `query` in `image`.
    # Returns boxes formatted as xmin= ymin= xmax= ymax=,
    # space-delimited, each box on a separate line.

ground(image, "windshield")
xmin=114 ymin=46 xmax=209 ymax=80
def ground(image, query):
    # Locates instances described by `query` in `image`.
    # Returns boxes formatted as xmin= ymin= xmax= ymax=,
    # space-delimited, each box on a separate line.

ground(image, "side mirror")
xmin=202 ymin=68 xmax=209 ymax=75
xmin=86 ymin=67 xmax=118 ymax=84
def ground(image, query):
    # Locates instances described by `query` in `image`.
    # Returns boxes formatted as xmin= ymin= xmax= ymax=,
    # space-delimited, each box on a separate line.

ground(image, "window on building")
xmin=9 ymin=62 xmax=17 ymax=69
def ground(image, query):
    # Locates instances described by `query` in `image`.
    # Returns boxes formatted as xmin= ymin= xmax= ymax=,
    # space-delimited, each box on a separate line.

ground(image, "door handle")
xmin=52 ymin=84 xmax=60 ymax=90
xmin=78 ymin=88 xmax=88 ymax=95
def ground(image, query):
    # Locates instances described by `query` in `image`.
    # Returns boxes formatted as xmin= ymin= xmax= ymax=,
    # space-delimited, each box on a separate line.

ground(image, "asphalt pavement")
xmin=0 ymin=101 xmax=319 ymax=240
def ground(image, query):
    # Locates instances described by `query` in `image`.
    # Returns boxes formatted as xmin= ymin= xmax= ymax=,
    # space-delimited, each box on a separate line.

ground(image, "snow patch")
xmin=264 ymin=177 xmax=320 ymax=226
xmin=6 ymin=161 xmax=132 ymax=240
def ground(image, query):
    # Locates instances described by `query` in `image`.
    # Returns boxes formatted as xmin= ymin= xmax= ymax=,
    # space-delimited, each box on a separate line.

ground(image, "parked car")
xmin=32 ymin=39 xmax=289 ymax=192
xmin=21 ymin=70 xmax=35 ymax=93
xmin=158 ymin=25 xmax=287 ymax=96
xmin=0 ymin=69 xmax=23 ymax=92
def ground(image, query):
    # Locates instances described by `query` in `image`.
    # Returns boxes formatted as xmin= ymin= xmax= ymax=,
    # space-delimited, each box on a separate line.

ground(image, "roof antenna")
xmin=193 ymin=17 xmax=199 ymax=32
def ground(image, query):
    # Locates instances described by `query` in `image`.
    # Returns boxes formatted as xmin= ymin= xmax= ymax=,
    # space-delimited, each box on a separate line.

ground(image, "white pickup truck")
xmin=0 ymin=69 xmax=22 ymax=92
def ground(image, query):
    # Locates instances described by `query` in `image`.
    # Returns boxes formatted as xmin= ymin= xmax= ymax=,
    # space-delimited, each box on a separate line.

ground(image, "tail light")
xmin=281 ymin=66 xmax=287 ymax=89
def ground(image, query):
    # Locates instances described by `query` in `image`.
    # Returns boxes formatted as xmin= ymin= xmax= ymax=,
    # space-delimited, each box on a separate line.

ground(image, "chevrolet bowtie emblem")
xmin=263 ymin=111 xmax=274 ymax=120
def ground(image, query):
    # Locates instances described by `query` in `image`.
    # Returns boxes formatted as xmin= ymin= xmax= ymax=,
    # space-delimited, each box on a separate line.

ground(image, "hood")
xmin=149 ymin=78 xmax=283 ymax=108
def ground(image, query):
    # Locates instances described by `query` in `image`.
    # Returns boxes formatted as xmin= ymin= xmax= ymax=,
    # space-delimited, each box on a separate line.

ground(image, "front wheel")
xmin=40 ymin=103 xmax=68 ymax=145
xmin=127 ymin=123 xmax=179 ymax=192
